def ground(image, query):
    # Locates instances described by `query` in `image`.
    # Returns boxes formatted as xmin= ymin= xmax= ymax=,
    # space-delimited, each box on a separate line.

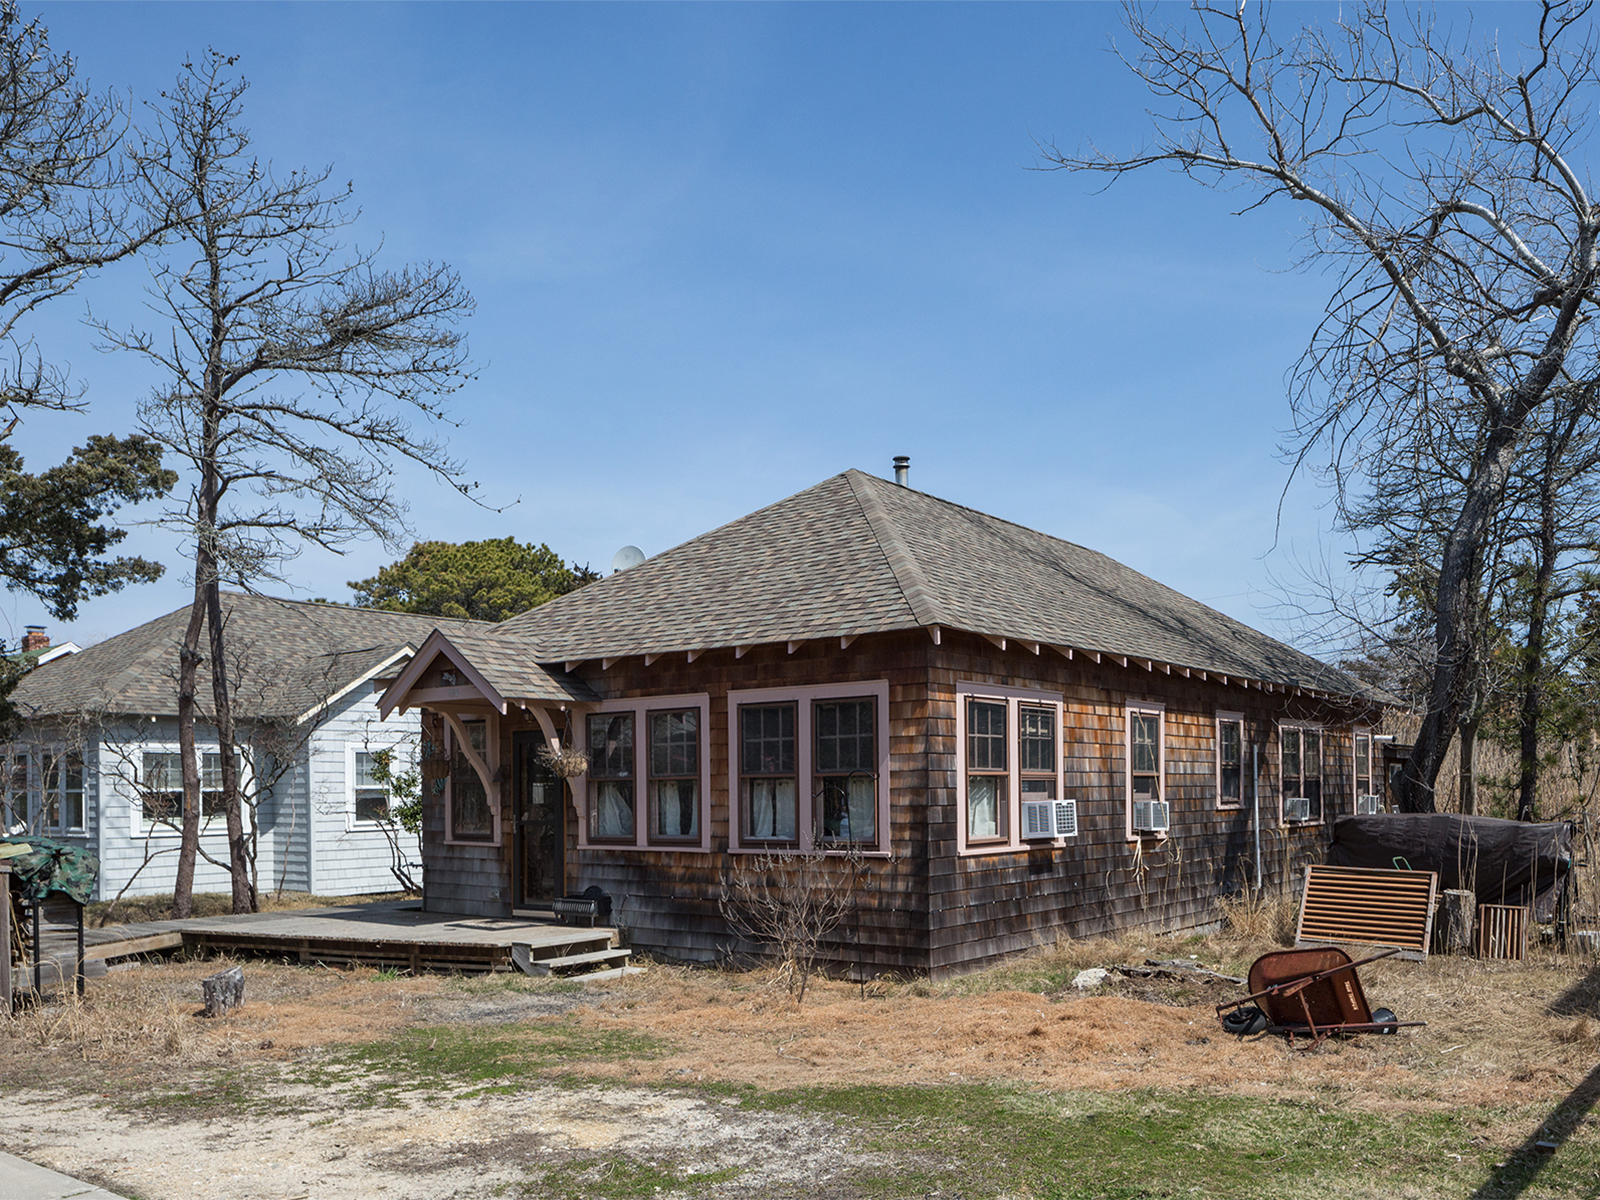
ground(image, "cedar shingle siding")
xmin=394 ymin=470 xmax=1386 ymax=978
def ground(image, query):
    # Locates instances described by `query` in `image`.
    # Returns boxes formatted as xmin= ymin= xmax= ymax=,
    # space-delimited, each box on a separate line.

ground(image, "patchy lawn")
xmin=2 ymin=930 xmax=1599 ymax=1198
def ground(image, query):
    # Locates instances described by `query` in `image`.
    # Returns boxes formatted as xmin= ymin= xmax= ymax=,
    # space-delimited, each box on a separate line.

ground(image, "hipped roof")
xmin=497 ymin=469 xmax=1373 ymax=700
xmin=9 ymin=593 xmax=590 ymax=721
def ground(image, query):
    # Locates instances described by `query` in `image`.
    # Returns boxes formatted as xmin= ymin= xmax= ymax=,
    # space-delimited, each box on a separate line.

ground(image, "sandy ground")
xmin=1 ymin=1082 xmax=882 ymax=1200
xmin=1 ymin=940 xmax=1597 ymax=1199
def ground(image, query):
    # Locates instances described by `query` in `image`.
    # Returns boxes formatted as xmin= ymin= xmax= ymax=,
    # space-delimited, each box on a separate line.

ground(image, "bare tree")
xmin=97 ymin=54 xmax=475 ymax=915
xmin=0 ymin=1 xmax=177 ymax=414
xmin=1051 ymin=2 xmax=1600 ymax=811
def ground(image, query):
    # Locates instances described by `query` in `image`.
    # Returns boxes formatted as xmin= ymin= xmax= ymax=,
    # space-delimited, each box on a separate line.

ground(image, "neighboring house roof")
xmin=10 ymin=642 xmax=81 ymax=666
xmin=8 ymin=593 xmax=588 ymax=721
xmin=495 ymin=469 xmax=1372 ymax=700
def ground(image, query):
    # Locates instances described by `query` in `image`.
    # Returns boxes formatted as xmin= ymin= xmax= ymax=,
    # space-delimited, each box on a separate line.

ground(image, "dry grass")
xmin=1216 ymin=888 xmax=1300 ymax=944
xmin=0 ymin=958 xmax=447 ymax=1067
xmin=5 ymin=916 xmax=1600 ymax=1127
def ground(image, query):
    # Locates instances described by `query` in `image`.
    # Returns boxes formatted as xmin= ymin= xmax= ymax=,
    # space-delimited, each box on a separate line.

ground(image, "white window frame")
xmin=347 ymin=742 xmax=409 ymax=831
xmin=1279 ymin=722 xmax=1326 ymax=826
xmin=443 ymin=717 xmax=501 ymax=847
xmin=955 ymin=681 xmax=1068 ymax=855
xmin=1124 ymin=700 xmax=1167 ymax=840
xmin=573 ymin=692 xmax=712 ymax=852
xmin=0 ymin=743 xmax=86 ymax=837
xmin=729 ymin=680 xmax=891 ymax=856
xmin=130 ymin=743 xmax=246 ymax=837
xmin=0 ymin=744 xmax=28 ymax=833
xmin=1216 ymin=711 xmax=1245 ymax=810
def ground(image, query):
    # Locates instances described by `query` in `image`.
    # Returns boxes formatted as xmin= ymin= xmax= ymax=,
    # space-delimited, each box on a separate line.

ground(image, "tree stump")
xmin=202 ymin=965 xmax=244 ymax=1017
xmin=1433 ymin=889 xmax=1475 ymax=955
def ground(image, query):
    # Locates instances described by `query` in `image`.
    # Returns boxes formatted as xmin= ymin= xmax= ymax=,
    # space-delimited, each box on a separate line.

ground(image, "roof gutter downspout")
xmin=1252 ymin=742 xmax=1262 ymax=892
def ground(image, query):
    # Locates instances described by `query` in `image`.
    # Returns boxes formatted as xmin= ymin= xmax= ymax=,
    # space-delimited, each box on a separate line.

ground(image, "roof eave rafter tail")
xmin=687 ymin=648 xmax=706 ymax=663
xmin=926 ymin=625 xmax=941 ymax=646
xmin=840 ymin=635 xmax=858 ymax=650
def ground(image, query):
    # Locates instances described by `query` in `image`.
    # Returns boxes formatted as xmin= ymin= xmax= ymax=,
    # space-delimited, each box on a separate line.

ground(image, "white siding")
xmin=21 ymin=695 xmax=420 ymax=902
xmin=305 ymin=688 xmax=422 ymax=896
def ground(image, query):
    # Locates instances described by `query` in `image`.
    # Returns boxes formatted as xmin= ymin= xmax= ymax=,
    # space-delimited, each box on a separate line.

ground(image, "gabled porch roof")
xmin=376 ymin=626 xmax=597 ymax=718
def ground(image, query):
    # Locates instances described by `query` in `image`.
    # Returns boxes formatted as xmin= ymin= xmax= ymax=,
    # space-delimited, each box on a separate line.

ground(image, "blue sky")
xmin=18 ymin=2 xmax=1379 ymax=650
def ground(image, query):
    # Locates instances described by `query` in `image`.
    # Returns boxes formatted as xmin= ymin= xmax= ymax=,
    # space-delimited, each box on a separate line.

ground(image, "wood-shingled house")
xmin=378 ymin=467 xmax=1386 ymax=978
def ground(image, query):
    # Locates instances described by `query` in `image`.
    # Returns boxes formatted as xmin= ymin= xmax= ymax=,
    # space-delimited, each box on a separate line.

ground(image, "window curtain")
xmin=749 ymin=779 xmax=796 ymax=839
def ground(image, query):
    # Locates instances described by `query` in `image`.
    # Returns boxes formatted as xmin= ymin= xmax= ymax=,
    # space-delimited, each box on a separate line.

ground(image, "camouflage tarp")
xmin=0 ymin=836 xmax=99 ymax=905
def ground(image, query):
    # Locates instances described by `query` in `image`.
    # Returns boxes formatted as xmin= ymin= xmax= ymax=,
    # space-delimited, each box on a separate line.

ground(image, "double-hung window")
xmin=740 ymin=703 xmax=797 ymax=844
xmin=729 ymin=681 xmax=890 ymax=853
xmin=956 ymin=683 xmax=1067 ymax=853
xmin=1124 ymin=702 xmax=1166 ymax=837
xmin=587 ymin=712 xmax=636 ymax=842
xmin=1280 ymin=725 xmax=1322 ymax=822
xmin=1354 ymin=731 xmax=1373 ymax=808
xmin=648 ymin=709 xmax=699 ymax=842
xmin=966 ymin=699 xmax=1008 ymax=842
xmin=352 ymin=750 xmax=390 ymax=823
xmin=574 ymin=694 xmax=711 ymax=850
xmin=815 ymin=697 xmax=876 ymax=844
xmin=449 ymin=719 xmax=494 ymax=841
xmin=2 ymin=747 xmax=27 ymax=831
xmin=41 ymin=751 xmax=84 ymax=833
xmin=1217 ymin=713 xmax=1244 ymax=809
xmin=2 ymin=746 xmax=87 ymax=836
xmin=141 ymin=750 xmax=231 ymax=828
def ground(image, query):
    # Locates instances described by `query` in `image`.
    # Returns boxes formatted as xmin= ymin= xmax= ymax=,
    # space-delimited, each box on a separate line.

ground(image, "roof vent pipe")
xmin=892 ymin=455 xmax=910 ymax=487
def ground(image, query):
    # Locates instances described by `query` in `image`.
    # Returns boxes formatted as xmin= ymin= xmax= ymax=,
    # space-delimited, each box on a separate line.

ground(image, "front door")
xmin=512 ymin=731 xmax=564 ymax=908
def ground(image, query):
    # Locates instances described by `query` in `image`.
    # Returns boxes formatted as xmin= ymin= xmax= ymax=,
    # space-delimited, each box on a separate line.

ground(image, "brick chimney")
xmin=21 ymin=626 xmax=48 ymax=654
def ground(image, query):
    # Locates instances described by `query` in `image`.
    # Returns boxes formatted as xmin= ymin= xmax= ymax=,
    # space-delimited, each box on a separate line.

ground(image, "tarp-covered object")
xmin=1329 ymin=815 xmax=1571 ymax=921
xmin=0 ymin=835 xmax=99 ymax=905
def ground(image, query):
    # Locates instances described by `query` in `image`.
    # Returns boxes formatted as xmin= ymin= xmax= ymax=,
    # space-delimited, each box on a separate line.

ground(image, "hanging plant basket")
xmin=537 ymin=745 xmax=591 ymax=779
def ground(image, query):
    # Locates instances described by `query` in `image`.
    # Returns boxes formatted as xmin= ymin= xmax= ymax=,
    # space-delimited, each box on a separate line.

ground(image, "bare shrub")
xmin=718 ymin=849 xmax=864 ymax=1005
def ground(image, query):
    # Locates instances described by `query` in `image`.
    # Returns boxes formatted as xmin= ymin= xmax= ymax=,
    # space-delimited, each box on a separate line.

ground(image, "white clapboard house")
xmin=5 ymin=594 xmax=487 ymax=902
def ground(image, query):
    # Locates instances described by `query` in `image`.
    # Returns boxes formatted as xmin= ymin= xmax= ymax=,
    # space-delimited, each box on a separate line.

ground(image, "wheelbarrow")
xmin=1216 ymin=946 xmax=1425 ymax=1048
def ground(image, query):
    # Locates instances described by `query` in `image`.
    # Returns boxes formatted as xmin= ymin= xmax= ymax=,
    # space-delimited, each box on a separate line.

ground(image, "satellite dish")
xmin=611 ymin=545 xmax=646 ymax=574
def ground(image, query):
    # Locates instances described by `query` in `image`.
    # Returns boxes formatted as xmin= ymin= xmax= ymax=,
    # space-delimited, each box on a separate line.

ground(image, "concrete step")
xmin=579 ymin=965 xmax=647 ymax=983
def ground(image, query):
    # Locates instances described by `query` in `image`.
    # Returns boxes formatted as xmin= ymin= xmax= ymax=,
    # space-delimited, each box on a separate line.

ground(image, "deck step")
xmin=512 ymin=944 xmax=631 ymax=977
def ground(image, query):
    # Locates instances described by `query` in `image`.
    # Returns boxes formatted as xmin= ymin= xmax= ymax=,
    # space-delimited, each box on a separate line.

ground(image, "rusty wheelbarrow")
xmin=1216 ymin=947 xmax=1425 ymax=1048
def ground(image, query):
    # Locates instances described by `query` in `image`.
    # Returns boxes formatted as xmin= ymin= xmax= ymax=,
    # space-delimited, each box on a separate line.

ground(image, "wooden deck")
xmin=17 ymin=902 xmax=619 ymax=990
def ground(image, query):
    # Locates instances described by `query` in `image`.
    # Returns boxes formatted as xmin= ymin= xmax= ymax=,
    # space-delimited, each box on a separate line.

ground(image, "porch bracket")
xmin=440 ymin=709 xmax=500 ymax=805
xmin=528 ymin=705 xmax=562 ymax=753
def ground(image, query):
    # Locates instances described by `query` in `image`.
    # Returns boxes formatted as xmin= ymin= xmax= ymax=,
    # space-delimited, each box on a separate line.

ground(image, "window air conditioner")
xmin=1356 ymin=794 xmax=1382 ymax=816
xmin=1283 ymin=796 xmax=1312 ymax=822
xmin=1021 ymin=799 xmax=1079 ymax=839
xmin=1021 ymin=800 xmax=1056 ymax=839
xmin=1132 ymin=799 xmax=1170 ymax=833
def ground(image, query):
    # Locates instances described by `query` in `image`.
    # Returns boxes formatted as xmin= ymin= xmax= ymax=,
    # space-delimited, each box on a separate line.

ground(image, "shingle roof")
xmin=412 ymin=625 xmax=599 ymax=707
xmin=498 ymin=469 xmax=1372 ymax=699
xmin=11 ymin=593 xmax=590 ymax=720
